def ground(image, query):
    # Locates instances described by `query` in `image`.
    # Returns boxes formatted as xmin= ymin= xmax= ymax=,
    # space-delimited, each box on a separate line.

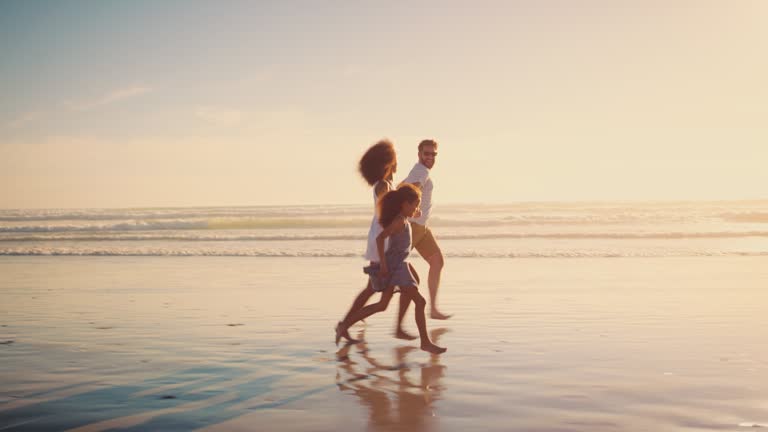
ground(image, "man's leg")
xmin=413 ymin=225 xmax=451 ymax=320
xmin=424 ymin=249 xmax=450 ymax=319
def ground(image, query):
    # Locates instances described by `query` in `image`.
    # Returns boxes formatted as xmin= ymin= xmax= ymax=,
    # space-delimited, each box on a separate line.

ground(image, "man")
xmin=402 ymin=139 xmax=451 ymax=320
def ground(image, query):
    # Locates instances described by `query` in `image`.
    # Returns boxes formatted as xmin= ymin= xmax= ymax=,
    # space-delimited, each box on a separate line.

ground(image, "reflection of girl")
xmin=336 ymin=328 xmax=447 ymax=430
xmin=336 ymin=140 xmax=414 ymax=343
xmin=337 ymin=184 xmax=446 ymax=354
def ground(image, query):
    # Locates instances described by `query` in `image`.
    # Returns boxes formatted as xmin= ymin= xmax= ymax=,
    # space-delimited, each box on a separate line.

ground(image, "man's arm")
xmin=401 ymin=165 xmax=428 ymax=189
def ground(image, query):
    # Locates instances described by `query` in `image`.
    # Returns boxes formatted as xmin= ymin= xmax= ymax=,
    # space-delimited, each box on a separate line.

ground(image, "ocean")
xmin=2 ymin=200 xmax=767 ymax=258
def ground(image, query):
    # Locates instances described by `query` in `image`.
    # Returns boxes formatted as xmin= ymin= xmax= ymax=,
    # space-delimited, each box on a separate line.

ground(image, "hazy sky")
xmin=1 ymin=1 xmax=766 ymax=208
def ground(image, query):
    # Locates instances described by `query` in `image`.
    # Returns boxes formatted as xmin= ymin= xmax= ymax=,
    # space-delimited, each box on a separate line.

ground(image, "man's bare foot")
xmin=420 ymin=342 xmax=447 ymax=354
xmin=430 ymin=310 xmax=453 ymax=320
xmin=394 ymin=329 xmax=418 ymax=341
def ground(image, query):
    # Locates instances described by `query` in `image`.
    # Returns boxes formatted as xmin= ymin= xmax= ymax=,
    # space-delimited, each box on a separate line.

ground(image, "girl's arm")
xmin=376 ymin=217 xmax=403 ymax=278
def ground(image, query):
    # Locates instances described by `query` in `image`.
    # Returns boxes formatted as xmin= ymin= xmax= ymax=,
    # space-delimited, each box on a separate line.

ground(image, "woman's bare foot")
xmin=420 ymin=341 xmax=447 ymax=354
xmin=343 ymin=327 xmax=360 ymax=344
xmin=335 ymin=323 xmax=343 ymax=346
xmin=394 ymin=329 xmax=418 ymax=341
xmin=335 ymin=322 xmax=347 ymax=346
xmin=430 ymin=309 xmax=453 ymax=320
xmin=336 ymin=322 xmax=360 ymax=345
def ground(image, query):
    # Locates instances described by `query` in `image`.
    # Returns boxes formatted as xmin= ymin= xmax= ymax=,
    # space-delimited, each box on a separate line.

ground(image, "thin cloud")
xmin=195 ymin=106 xmax=244 ymax=126
xmin=100 ymin=86 xmax=152 ymax=104
xmin=5 ymin=111 xmax=40 ymax=128
xmin=69 ymin=85 xmax=153 ymax=111
xmin=341 ymin=64 xmax=365 ymax=78
xmin=3 ymin=87 xmax=152 ymax=129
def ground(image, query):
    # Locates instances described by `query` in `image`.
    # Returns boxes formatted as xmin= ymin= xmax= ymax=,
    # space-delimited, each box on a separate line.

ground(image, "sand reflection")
xmin=335 ymin=328 xmax=448 ymax=431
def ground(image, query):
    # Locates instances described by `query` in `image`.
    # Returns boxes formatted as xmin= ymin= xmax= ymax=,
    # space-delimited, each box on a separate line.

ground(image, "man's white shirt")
xmin=403 ymin=162 xmax=433 ymax=226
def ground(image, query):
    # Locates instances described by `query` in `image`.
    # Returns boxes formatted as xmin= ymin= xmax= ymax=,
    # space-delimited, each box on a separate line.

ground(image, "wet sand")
xmin=1 ymin=256 xmax=767 ymax=431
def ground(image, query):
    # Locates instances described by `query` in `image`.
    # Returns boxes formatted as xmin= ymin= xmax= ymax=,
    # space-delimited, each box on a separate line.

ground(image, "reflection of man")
xmin=402 ymin=139 xmax=451 ymax=319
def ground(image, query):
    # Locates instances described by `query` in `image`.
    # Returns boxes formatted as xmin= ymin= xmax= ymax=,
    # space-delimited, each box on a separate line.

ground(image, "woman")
xmin=336 ymin=139 xmax=417 ymax=344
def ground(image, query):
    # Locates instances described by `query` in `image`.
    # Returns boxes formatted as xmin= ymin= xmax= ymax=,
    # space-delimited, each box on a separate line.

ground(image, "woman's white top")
xmin=363 ymin=180 xmax=391 ymax=262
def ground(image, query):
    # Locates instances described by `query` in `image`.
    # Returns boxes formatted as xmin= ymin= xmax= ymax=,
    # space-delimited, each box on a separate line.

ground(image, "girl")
xmin=337 ymin=184 xmax=447 ymax=354
xmin=336 ymin=140 xmax=416 ymax=344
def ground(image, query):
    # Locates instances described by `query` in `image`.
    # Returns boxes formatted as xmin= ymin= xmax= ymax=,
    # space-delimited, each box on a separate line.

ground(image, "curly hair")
xmin=378 ymin=184 xmax=421 ymax=227
xmin=359 ymin=139 xmax=397 ymax=186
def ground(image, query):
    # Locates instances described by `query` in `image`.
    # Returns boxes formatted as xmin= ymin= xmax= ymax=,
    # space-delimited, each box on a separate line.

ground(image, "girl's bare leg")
xmin=394 ymin=294 xmax=417 ymax=340
xmin=394 ymin=263 xmax=420 ymax=340
xmin=400 ymin=286 xmax=446 ymax=354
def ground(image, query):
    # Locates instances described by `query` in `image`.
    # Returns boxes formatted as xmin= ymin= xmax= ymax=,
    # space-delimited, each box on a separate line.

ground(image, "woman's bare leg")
xmin=337 ymin=286 xmax=395 ymax=345
xmin=337 ymin=279 xmax=375 ymax=342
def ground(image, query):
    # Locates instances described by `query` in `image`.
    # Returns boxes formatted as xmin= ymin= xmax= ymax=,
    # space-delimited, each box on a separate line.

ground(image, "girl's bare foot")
xmin=430 ymin=309 xmax=453 ymax=320
xmin=420 ymin=342 xmax=447 ymax=354
xmin=394 ymin=329 xmax=418 ymax=341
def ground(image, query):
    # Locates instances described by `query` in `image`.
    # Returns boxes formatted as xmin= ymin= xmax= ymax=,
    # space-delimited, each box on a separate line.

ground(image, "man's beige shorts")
xmin=410 ymin=222 xmax=440 ymax=259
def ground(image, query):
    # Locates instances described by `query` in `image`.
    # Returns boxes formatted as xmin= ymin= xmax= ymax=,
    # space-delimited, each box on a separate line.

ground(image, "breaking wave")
xmin=3 ymin=231 xmax=768 ymax=242
xmin=2 ymin=247 xmax=767 ymax=258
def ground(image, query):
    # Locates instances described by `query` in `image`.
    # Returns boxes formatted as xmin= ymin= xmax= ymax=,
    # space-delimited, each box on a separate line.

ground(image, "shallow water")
xmin=1 ymin=256 xmax=767 ymax=431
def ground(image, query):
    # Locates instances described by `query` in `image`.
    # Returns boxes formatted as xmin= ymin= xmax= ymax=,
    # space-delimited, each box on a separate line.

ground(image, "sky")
xmin=1 ymin=0 xmax=766 ymax=209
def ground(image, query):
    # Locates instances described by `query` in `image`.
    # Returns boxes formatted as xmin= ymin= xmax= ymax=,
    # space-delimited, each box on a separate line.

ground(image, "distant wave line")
xmin=2 ymin=248 xmax=767 ymax=258
xmin=1 ymin=203 xmax=766 ymax=221
xmin=0 ymin=207 xmax=372 ymax=222
xmin=2 ymin=217 xmax=763 ymax=233
xmin=719 ymin=212 xmax=768 ymax=223
xmin=3 ymin=231 xmax=768 ymax=242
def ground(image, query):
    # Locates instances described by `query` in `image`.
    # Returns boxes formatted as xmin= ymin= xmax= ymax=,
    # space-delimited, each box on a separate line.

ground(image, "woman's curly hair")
xmin=359 ymin=139 xmax=397 ymax=186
